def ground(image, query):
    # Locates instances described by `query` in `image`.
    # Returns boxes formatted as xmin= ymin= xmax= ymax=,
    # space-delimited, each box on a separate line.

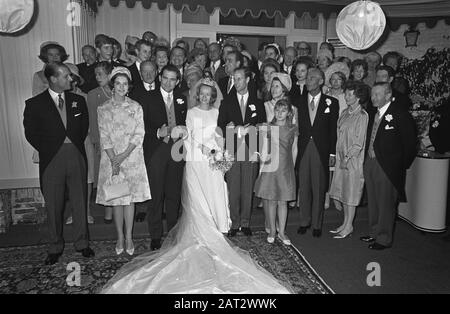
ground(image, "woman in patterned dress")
xmin=96 ymin=67 xmax=151 ymax=255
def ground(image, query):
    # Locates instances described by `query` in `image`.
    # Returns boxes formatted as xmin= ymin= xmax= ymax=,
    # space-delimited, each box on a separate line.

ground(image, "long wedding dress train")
xmin=101 ymin=107 xmax=291 ymax=294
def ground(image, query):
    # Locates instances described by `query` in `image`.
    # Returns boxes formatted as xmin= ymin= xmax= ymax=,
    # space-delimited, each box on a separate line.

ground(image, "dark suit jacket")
xmin=24 ymin=90 xmax=89 ymax=189
xmin=128 ymin=62 xmax=144 ymax=91
xmin=218 ymin=76 xmax=258 ymax=99
xmin=129 ymin=84 xmax=154 ymax=130
xmin=297 ymin=93 xmax=339 ymax=181
xmin=365 ymin=103 xmax=417 ymax=201
xmin=143 ymin=89 xmax=187 ymax=160
xmin=429 ymin=97 xmax=450 ymax=154
xmin=205 ymin=60 xmax=227 ymax=83
xmin=392 ymin=90 xmax=412 ymax=112
xmin=215 ymin=63 xmax=227 ymax=83
xmin=218 ymin=91 xmax=266 ymax=157
xmin=77 ymin=62 xmax=98 ymax=94
xmin=289 ymin=82 xmax=308 ymax=108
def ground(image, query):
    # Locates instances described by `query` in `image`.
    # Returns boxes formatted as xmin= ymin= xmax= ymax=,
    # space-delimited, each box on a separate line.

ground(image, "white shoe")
xmin=278 ymin=234 xmax=291 ymax=246
xmin=126 ymin=239 xmax=135 ymax=256
xmin=267 ymin=236 xmax=275 ymax=244
xmin=115 ymin=240 xmax=124 ymax=255
xmin=65 ymin=216 xmax=73 ymax=225
xmin=87 ymin=216 xmax=94 ymax=224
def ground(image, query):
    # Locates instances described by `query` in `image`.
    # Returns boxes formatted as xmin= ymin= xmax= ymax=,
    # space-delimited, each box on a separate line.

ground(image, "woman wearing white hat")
xmin=96 ymin=67 xmax=151 ymax=256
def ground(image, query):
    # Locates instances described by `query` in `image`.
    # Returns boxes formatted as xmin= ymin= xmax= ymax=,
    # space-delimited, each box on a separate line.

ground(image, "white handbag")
xmin=103 ymin=172 xmax=130 ymax=202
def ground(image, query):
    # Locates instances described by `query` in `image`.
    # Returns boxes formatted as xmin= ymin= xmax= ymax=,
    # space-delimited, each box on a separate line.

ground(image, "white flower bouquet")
xmin=207 ymin=149 xmax=234 ymax=174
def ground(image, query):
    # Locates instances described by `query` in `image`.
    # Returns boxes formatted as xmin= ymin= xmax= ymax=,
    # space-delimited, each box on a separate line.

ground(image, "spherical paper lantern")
xmin=336 ymin=0 xmax=386 ymax=50
xmin=0 ymin=0 xmax=34 ymax=34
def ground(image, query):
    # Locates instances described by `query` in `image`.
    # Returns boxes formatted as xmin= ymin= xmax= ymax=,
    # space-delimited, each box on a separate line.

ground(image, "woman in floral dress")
xmin=96 ymin=67 xmax=151 ymax=256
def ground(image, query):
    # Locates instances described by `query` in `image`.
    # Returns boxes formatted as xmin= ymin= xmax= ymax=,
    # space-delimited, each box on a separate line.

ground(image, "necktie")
xmin=227 ymin=77 xmax=233 ymax=94
xmin=369 ymin=111 xmax=381 ymax=158
xmin=211 ymin=62 xmax=216 ymax=76
xmin=167 ymin=94 xmax=172 ymax=109
xmin=58 ymin=94 xmax=64 ymax=110
xmin=309 ymin=97 xmax=315 ymax=111
xmin=240 ymin=95 xmax=246 ymax=121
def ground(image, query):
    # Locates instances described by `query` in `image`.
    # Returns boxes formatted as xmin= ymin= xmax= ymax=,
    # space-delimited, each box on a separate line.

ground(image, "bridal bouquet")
xmin=207 ymin=149 xmax=234 ymax=174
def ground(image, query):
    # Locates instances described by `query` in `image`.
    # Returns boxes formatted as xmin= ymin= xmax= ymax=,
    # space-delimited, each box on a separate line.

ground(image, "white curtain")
xmin=0 ymin=0 xmax=78 ymax=188
xmin=72 ymin=0 xmax=97 ymax=63
xmin=95 ymin=1 xmax=170 ymax=52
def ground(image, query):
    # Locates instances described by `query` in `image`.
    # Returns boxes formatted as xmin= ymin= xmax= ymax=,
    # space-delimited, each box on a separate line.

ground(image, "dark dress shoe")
xmin=104 ymin=218 xmax=113 ymax=224
xmin=44 ymin=253 xmax=61 ymax=265
xmin=312 ymin=229 xmax=322 ymax=238
xmin=241 ymin=227 xmax=252 ymax=236
xmin=151 ymin=239 xmax=161 ymax=251
xmin=368 ymin=242 xmax=389 ymax=250
xmin=77 ymin=247 xmax=95 ymax=258
xmin=135 ymin=212 xmax=146 ymax=222
xmin=297 ymin=226 xmax=309 ymax=234
xmin=227 ymin=228 xmax=239 ymax=237
xmin=360 ymin=236 xmax=376 ymax=243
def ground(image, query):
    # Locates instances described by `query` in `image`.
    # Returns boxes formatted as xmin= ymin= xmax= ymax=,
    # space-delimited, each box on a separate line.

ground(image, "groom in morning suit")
xmin=218 ymin=67 xmax=266 ymax=237
xmin=361 ymin=83 xmax=416 ymax=250
xmin=297 ymin=68 xmax=339 ymax=237
xmin=23 ymin=63 xmax=95 ymax=265
xmin=143 ymin=64 xmax=187 ymax=250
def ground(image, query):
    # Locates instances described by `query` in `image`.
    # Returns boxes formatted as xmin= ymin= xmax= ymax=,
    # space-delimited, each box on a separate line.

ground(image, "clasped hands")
xmin=110 ymin=152 xmax=128 ymax=176
xmin=158 ymin=124 xmax=188 ymax=141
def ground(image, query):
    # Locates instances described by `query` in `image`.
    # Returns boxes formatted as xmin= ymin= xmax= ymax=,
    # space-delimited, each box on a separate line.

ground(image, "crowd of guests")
xmin=25 ymin=30 xmax=420 ymax=265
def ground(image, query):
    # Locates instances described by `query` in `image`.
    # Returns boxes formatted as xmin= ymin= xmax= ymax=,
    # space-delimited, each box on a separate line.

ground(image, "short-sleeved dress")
xmin=254 ymin=124 xmax=298 ymax=201
xmin=329 ymin=105 xmax=368 ymax=206
xmin=96 ymin=97 xmax=151 ymax=206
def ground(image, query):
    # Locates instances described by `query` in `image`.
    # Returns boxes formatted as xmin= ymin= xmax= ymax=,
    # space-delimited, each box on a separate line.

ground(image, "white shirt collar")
xmin=48 ymin=88 xmax=64 ymax=107
xmin=308 ymin=92 xmax=321 ymax=107
xmin=377 ymin=101 xmax=391 ymax=118
xmin=160 ymin=87 xmax=173 ymax=101
xmin=135 ymin=60 xmax=141 ymax=72
xmin=237 ymin=92 xmax=249 ymax=105
xmin=212 ymin=60 xmax=221 ymax=70
xmin=144 ymin=81 xmax=155 ymax=91
xmin=258 ymin=60 xmax=263 ymax=70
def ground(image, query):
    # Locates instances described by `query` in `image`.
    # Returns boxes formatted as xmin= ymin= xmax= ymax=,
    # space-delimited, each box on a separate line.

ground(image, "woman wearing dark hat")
xmin=32 ymin=41 xmax=69 ymax=96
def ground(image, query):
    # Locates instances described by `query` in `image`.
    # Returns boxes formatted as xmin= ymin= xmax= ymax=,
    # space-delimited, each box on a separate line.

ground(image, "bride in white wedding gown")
xmin=101 ymin=79 xmax=291 ymax=294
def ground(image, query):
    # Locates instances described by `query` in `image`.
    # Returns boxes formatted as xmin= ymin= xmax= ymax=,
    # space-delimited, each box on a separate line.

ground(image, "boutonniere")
xmin=385 ymin=114 xmax=393 ymax=123
xmin=72 ymin=102 xmax=78 ymax=108
xmin=432 ymin=121 xmax=439 ymax=128
xmin=249 ymin=104 xmax=256 ymax=111
xmin=324 ymin=107 xmax=330 ymax=114
xmin=325 ymin=99 xmax=332 ymax=106
xmin=176 ymin=98 xmax=184 ymax=105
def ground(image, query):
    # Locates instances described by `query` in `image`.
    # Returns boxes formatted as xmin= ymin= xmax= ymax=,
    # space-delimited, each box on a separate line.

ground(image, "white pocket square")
xmin=74 ymin=113 xmax=81 ymax=117
xmin=324 ymin=108 xmax=330 ymax=113
xmin=385 ymin=125 xmax=394 ymax=130
xmin=251 ymin=113 xmax=257 ymax=118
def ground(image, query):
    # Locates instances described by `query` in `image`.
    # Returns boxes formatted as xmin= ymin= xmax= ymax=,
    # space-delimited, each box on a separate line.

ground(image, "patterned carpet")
xmin=0 ymin=231 xmax=333 ymax=294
